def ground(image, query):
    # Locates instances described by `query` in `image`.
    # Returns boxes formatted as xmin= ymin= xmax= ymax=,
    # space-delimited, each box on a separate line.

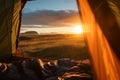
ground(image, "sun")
xmin=72 ymin=25 xmax=83 ymax=34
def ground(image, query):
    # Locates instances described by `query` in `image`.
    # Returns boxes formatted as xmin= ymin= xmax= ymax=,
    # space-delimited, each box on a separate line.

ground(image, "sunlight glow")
xmin=72 ymin=25 xmax=83 ymax=34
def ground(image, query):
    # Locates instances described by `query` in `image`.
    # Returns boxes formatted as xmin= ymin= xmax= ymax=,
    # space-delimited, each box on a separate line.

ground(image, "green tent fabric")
xmin=12 ymin=0 xmax=21 ymax=55
xmin=107 ymin=0 xmax=120 ymax=28
xmin=0 ymin=0 xmax=24 ymax=57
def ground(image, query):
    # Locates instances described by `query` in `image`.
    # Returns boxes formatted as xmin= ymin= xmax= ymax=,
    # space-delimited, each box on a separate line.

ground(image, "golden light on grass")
xmin=72 ymin=25 xmax=83 ymax=34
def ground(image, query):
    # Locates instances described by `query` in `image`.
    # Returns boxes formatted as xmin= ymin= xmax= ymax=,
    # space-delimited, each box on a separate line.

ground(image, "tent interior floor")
xmin=0 ymin=55 xmax=31 ymax=63
xmin=0 ymin=56 xmax=93 ymax=80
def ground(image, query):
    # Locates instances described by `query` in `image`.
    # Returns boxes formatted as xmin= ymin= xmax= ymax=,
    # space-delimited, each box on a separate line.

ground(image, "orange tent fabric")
xmin=77 ymin=0 xmax=120 ymax=80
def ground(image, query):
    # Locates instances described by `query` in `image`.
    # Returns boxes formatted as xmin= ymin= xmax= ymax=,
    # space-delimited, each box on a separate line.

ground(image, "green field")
xmin=18 ymin=34 xmax=89 ymax=60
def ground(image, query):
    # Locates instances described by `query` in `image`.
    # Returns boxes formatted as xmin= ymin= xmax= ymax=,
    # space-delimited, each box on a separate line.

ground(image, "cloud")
xmin=22 ymin=10 xmax=81 ymax=27
xmin=22 ymin=25 xmax=49 ymax=28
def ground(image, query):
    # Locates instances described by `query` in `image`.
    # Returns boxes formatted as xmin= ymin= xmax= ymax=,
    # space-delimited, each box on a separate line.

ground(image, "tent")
xmin=77 ymin=0 xmax=120 ymax=80
xmin=0 ymin=0 xmax=120 ymax=80
xmin=0 ymin=0 xmax=26 ymax=59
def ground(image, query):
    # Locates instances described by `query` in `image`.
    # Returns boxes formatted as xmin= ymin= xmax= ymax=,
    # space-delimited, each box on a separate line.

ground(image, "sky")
xmin=23 ymin=0 xmax=78 ymax=13
xmin=21 ymin=0 xmax=81 ymax=34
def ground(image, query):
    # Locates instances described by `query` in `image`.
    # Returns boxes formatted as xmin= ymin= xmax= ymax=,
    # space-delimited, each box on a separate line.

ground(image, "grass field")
xmin=18 ymin=34 xmax=90 ymax=60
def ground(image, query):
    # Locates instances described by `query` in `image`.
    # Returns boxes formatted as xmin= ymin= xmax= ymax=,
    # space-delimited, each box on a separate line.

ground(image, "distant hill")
xmin=21 ymin=31 xmax=38 ymax=35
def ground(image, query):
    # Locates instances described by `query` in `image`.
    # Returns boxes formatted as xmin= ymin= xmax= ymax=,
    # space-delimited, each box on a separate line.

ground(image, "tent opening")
xmin=18 ymin=0 xmax=94 ymax=79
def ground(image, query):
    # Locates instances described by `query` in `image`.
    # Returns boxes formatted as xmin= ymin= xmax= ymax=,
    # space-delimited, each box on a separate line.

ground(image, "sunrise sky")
xmin=21 ymin=0 xmax=82 ymax=34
